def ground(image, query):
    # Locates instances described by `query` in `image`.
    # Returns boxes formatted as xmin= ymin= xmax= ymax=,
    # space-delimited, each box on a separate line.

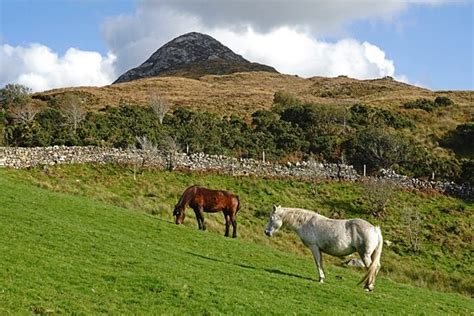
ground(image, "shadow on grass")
xmin=187 ymin=251 xmax=315 ymax=282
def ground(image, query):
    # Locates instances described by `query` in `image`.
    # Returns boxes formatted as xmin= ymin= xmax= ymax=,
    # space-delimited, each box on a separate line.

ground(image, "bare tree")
xmin=161 ymin=136 xmax=182 ymax=171
xmin=149 ymin=94 xmax=170 ymax=124
xmin=60 ymin=93 xmax=86 ymax=133
xmin=136 ymin=135 xmax=158 ymax=168
xmin=9 ymin=103 xmax=39 ymax=123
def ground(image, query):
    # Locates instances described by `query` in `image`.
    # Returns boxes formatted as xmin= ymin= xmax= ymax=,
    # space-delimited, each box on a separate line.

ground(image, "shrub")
xmin=434 ymin=96 xmax=454 ymax=107
xmin=404 ymin=97 xmax=454 ymax=112
xmin=403 ymin=98 xmax=436 ymax=112
xmin=349 ymin=104 xmax=413 ymax=129
xmin=403 ymin=209 xmax=422 ymax=254
xmin=361 ymin=179 xmax=396 ymax=217
xmin=459 ymin=159 xmax=474 ymax=185
xmin=345 ymin=127 xmax=410 ymax=173
xmin=272 ymin=91 xmax=301 ymax=113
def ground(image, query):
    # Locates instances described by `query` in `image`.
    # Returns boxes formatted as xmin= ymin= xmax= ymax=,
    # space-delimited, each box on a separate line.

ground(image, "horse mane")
xmin=278 ymin=207 xmax=323 ymax=228
xmin=176 ymin=185 xmax=199 ymax=208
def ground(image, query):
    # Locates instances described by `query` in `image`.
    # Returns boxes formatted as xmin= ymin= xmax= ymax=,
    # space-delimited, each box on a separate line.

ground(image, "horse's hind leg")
xmin=359 ymin=250 xmax=374 ymax=291
xmin=231 ymin=213 xmax=237 ymax=238
xmin=309 ymin=245 xmax=325 ymax=283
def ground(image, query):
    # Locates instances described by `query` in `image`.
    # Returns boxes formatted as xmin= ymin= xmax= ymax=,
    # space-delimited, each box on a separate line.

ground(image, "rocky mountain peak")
xmin=113 ymin=32 xmax=277 ymax=83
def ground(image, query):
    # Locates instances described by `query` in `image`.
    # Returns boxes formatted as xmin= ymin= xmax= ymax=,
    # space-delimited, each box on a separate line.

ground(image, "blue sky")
xmin=1 ymin=0 xmax=472 ymax=92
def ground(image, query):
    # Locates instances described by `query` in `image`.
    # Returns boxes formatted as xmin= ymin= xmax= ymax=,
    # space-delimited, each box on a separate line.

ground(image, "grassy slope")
xmin=3 ymin=164 xmax=473 ymax=296
xmin=1 ymin=169 xmax=473 ymax=314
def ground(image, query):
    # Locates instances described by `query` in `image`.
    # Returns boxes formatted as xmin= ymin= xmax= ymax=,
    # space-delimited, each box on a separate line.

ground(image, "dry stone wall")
xmin=0 ymin=146 xmax=472 ymax=200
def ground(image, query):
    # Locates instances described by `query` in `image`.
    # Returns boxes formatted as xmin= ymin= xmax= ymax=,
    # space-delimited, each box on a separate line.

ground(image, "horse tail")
xmin=359 ymin=226 xmax=383 ymax=290
xmin=236 ymin=195 xmax=241 ymax=214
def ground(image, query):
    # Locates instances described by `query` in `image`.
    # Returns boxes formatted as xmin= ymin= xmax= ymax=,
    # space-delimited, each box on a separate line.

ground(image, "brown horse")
xmin=173 ymin=185 xmax=240 ymax=238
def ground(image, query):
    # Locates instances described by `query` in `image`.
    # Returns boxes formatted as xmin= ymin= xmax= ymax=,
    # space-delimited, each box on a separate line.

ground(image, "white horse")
xmin=264 ymin=205 xmax=383 ymax=291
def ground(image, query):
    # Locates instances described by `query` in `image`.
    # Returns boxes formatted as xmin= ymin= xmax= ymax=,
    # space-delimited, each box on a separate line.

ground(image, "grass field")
xmin=1 ymin=167 xmax=473 ymax=314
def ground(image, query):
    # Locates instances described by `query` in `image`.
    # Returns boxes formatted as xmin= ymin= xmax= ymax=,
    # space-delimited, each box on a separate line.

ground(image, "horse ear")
xmin=272 ymin=205 xmax=277 ymax=211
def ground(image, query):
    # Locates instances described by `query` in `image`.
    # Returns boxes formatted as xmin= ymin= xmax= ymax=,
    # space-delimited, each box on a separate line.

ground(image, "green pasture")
xmin=0 ymin=165 xmax=472 ymax=314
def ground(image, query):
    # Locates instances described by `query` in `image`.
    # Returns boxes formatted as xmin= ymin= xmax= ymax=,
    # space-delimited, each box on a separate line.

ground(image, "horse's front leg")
xmin=309 ymin=245 xmax=325 ymax=283
xmin=193 ymin=208 xmax=203 ymax=230
xmin=224 ymin=213 xmax=230 ymax=237
xmin=198 ymin=207 xmax=206 ymax=231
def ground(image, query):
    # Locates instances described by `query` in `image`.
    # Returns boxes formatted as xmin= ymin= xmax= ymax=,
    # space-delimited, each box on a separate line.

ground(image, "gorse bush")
xmin=404 ymin=98 xmax=436 ymax=111
xmin=434 ymin=96 xmax=454 ymax=107
xmin=350 ymin=104 xmax=414 ymax=129
xmin=441 ymin=122 xmax=474 ymax=158
xmin=404 ymin=96 xmax=454 ymax=112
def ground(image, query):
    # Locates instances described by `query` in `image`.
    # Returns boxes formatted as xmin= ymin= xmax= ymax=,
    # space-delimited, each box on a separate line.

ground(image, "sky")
xmin=0 ymin=0 xmax=472 ymax=92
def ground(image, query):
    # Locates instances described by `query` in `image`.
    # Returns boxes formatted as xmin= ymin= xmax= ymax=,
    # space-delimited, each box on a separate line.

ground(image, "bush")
xmin=349 ymin=104 xmax=413 ymax=129
xmin=362 ymin=179 xmax=396 ymax=217
xmin=404 ymin=97 xmax=453 ymax=112
xmin=434 ymin=96 xmax=454 ymax=107
xmin=403 ymin=98 xmax=436 ymax=112
xmin=272 ymin=91 xmax=301 ymax=113
xmin=345 ymin=127 xmax=410 ymax=173
xmin=459 ymin=159 xmax=474 ymax=185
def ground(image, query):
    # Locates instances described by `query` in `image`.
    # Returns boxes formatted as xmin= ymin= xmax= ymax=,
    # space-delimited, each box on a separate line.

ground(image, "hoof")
xmin=318 ymin=279 xmax=325 ymax=284
xmin=365 ymin=284 xmax=374 ymax=292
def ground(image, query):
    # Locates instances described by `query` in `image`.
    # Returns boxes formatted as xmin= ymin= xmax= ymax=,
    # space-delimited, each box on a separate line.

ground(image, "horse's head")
xmin=173 ymin=205 xmax=185 ymax=225
xmin=264 ymin=205 xmax=283 ymax=237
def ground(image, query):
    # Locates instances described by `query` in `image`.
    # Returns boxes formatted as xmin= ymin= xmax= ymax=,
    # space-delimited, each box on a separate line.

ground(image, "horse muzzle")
xmin=264 ymin=229 xmax=272 ymax=237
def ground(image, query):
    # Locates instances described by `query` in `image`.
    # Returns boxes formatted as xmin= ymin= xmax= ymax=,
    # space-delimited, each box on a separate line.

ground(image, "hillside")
xmin=31 ymin=73 xmax=473 ymax=167
xmin=33 ymin=73 xmax=473 ymax=139
xmin=34 ymin=72 xmax=473 ymax=117
xmin=4 ymin=164 xmax=473 ymax=295
xmin=1 ymin=166 xmax=473 ymax=314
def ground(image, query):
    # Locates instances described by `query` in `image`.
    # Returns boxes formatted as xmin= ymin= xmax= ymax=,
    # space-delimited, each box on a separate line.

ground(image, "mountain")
xmin=113 ymin=32 xmax=278 ymax=83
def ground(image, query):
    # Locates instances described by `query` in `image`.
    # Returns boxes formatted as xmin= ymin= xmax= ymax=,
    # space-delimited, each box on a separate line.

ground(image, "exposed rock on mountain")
xmin=113 ymin=32 xmax=278 ymax=83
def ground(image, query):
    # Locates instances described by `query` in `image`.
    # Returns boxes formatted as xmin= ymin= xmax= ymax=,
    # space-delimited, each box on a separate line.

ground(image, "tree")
xmin=149 ymin=94 xmax=170 ymax=124
xmin=59 ymin=93 xmax=86 ymax=133
xmin=161 ymin=135 xmax=182 ymax=171
xmin=135 ymin=135 xmax=159 ymax=169
xmin=0 ymin=83 xmax=31 ymax=109
xmin=0 ymin=83 xmax=38 ymax=123
xmin=346 ymin=127 xmax=410 ymax=173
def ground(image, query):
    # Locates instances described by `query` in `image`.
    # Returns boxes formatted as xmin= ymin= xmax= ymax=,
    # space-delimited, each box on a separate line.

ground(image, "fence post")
xmin=262 ymin=151 xmax=265 ymax=163
xmin=363 ymin=164 xmax=366 ymax=177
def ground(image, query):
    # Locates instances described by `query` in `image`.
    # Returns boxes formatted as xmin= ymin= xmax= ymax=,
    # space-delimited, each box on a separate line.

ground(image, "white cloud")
xmin=140 ymin=0 xmax=411 ymax=34
xmin=211 ymin=27 xmax=396 ymax=79
xmin=102 ymin=3 xmax=399 ymax=81
xmin=4 ymin=0 xmax=448 ymax=91
xmin=0 ymin=44 xmax=116 ymax=92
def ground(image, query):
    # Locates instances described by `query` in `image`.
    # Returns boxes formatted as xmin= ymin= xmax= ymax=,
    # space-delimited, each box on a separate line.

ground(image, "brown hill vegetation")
xmin=33 ymin=72 xmax=473 ymax=145
xmin=34 ymin=72 xmax=472 ymax=116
